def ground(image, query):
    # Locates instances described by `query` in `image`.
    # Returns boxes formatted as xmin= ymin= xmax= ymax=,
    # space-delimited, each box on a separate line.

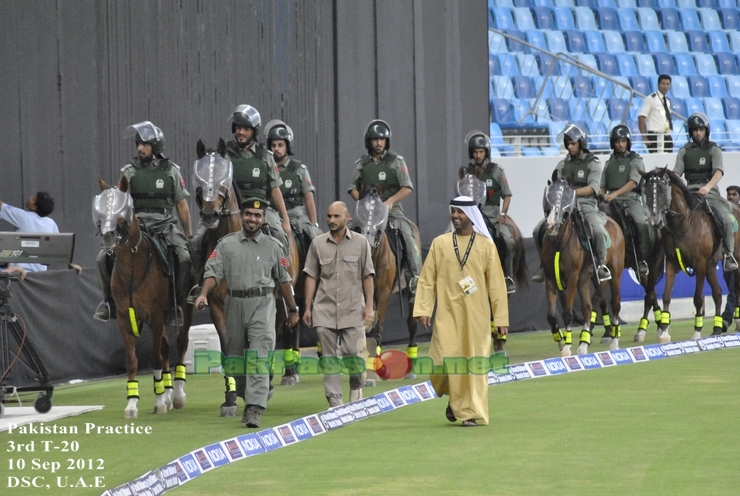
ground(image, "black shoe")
xmin=531 ymin=268 xmax=544 ymax=283
xmin=638 ymin=261 xmax=649 ymax=278
xmin=93 ymin=300 xmax=115 ymax=322
xmin=504 ymin=276 xmax=516 ymax=294
xmin=168 ymin=306 xmax=184 ymax=326
xmin=723 ymin=254 xmax=738 ymax=272
xmin=408 ymin=276 xmax=419 ymax=303
xmin=244 ymin=405 xmax=263 ymax=428
xmin=597 ymin=265 xmax=612 ymax=282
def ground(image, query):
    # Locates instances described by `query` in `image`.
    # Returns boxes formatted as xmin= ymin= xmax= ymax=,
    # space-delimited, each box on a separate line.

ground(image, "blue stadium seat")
xmin=618 ymin=0 xmax=637 ymax=6
xmin=554 ymin=0 xmax=576 ymax=6
xmin=538 ymin=54 xmax=561 ymax=76
xmin=517 ymin=53 xmax=540 ymax=77
xmin=670 ymin=76 xmax=692 ymax=98
xmin=513 ymin=76 xmax=536 ymax=98
xmin=572 ymin=76 xmax=594 ymax=97
xmin=658 ymin=0 xmax=677 ymax=6
xmin=584 ymin=31 xmax=606 ymax=53
xmin=598 ymin=0 xmax=617 ymax=6
xmin=630 ymin=75 xmax=653 ymax=95
xmin=541 ymin=145 xmax=562 ymax=156
xmin=716 ymin=53 xmax=739 ymax=75
xmin=596 ymin=53 xmax=619 ymax=76
xmin=616 ymin=53 xmax=638 ymax=76
xmin=525 ymin=30 xmax=549 ymax=53
xmin=529 ymin=97 xmax=550 ymax=121
xmin=511 ymin=99 xmax=538 ymax=125
xmin=498 ymin=54 xmax=520 ymax=76
xmin=727 ymin=76 xmax=740 ymax=98
xmin=522 ymin=147 xmax=543 ymax=157
xmin=576 ymin=53 xmax=598 ymax=70
xmin=575 ymin=7 xmax=599 ymax=29
xmin=675 ymin=53 xmax=697 ymax=76
xmin=616 ymin=8 xmax=641 ymax=29
xmin=644 ymin=31 xmax=667 ymax=53
xmin=502 ymin=29 xmax=527 ymax=52
xmin=545 ymin=30 xmax=568 ymax=53
xmin=666 ymin=31 xmax=689 ymax=53
xmin=597 ymin=7 xmax=620 ymax=28
xmin=725 ymin=120 xmax=740 ymax=148
xmin=676 ymin=0 xmax=697 ymax=6
xmin=707 ymin=76 xmax=729 ymax=98
xmin=637 ymin=0 xmax=658 ymax=8
xmin=494 ymin=0 xmax=515 ymax=6
xmin=492 ymin=76 xmax=515 ymax=98
xmin=686 ymin=31 xmax=708 ymax=52
xmin=588 ymin=98 xmax=609 ymax=120
xmin=723 ymin=97 xmax=740 ymax=119
xmin=688 ymin=76 xmax=709 ymax=97
xmin=553 ymin=7 xmax=576 ymax=29
xmin=489 ymin=123 xmax=516 ymax=154
xmin=548 ymin=97 xmax=570 ymax=120
xmin=634 ymin=54 xmax=658 ymax=76
xmin=718 ymin=0 xmax=736 ymax=7
xmin=588 ymin=121 xmax=609 ymax=149
xmin=636 ymin=7 xmax=661 ymax=29
xmin=712 ymin=120 xmax=729 ymax=148
xmin=653 ymin=53 xmax=676 ymax=75
xmin=513 ymin=7 xmax=537 ymax=30
xmin=630 ymin=96 xmax=644 ymax=119
xmin=697 ymin=0 xmax=717 ymax=7
xmin=536 ymin=76 xmax=555 ymax=98
xmin=729 ymin=32 xmax=740 ymax=53
xmin=694 ymin=54 xmax=717 ymax=76
xmin=492 ymin=8 xmax=516 ymax=29
xmin=564 ymin=30 xmax=587 ymax=53
xmin=704 ymin=97 xmax=726 ymax=121
xmin=531 ymin=6 xmax=555 ymax=29
xmin=577 ymin=0 xmax=598 ymax=6
xmin=488 ymin=30 xmax=508 ymax=53
xmin=612 ymin=76 xmax=632 ymax=97
xmin=593 ymin=77 xmax=615 ymax=97
xmin=659 ymin=8 xmax=681 ymax=29
xmin=552 ymin=76 xmax=574 ymax=98
xmin=608 ymin=97 xmax=630 ymax=120
xmin=492 ymin=98 xmax=517 ymax=126
xmin=720 ymin=8 xmax=740 ymax=29
xmin=670 ymin=97 xmax=687 ymax=118
xmin=678 ymin=8 xmax=702 ymax=30
xmin=490 ymin=53 xmax=502 ymax=76
xmin=698 ymin=8 xmax=722 ymax=29
xmin=623 ymin=31 xmax=646 ymax=52
xmin=570 ymin=99 xmax=589 ymax=121
xmin=707 ymin=31 xmax=730 ymax=52
xmin=603 ymin=30 xmax=626 ymax=53
xmin=684 ymin=97 xmax=705 ymax=116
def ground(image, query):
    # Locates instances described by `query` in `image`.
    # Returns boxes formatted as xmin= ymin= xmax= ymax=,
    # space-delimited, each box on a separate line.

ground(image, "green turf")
xmin=2 ymin=321 xmax=738 ymax=495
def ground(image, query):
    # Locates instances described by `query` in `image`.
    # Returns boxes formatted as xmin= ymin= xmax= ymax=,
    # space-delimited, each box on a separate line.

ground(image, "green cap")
xmin=241 ymin=197 xmax=267 ymax=212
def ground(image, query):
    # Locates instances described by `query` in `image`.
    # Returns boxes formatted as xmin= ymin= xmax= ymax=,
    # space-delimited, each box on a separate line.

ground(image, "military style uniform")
xmin=96 ymin=157 xmax=191 ymax=304
xmin=348 ymin=150 xmax=421 ymax=286
xmin=203 ymin=230 xmax=291 ymax=410
xmin=278 ymin=158 xmax=319 ymax=241
xmin=601 ymin=150 xmax=654 ymax=263
xmin=674 ymin=140 xmax=735 ymax=254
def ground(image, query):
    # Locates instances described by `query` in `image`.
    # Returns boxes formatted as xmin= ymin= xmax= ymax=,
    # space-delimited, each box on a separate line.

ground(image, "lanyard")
xmin=453 ymin=232 xmax=476 ymax=271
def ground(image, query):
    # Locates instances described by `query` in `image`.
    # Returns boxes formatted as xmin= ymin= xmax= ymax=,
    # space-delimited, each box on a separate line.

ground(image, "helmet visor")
xmin=264 ymin=119 xmax=294 ymax=142
xmin=92 ymin=188 xmax=134 ymax=235
xmin=193 ymin=155 xmax=234 ymax=202
xmin=228 ymin=105 xmax=261 ymax=128
xmin=124 ymin=121 xmax=161 ymax=143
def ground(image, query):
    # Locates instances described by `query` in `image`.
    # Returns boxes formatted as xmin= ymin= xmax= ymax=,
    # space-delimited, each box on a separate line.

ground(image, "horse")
xmin=93 ymin=177 xmax=192 ymax=419
xmin=539 ymin=178 xmax=625 ymax=356
xmin=354 ymin=181 xmax=420 ymax=369
xmin=600 ymin=199 xmax=664 ymax=344
xmin=641 ymin=167 xmax=740 ymax=341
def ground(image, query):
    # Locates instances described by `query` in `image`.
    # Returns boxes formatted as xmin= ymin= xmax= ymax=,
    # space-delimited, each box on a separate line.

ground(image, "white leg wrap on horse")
xmin=560 ymin=344 xmax=572 ymax=357
xmin=576 ymin=343 xmax=588 ymax=355
xmin=634 ymin=330 xmax=645 ymax=342
xmin=691 ymin=330 xmax=702 ymax=340
xmin=124 ymin=398 xmax=139 ymax=419
xmin=609 ymin=338 xmax=619 ymax=351
xmin=173 ymin=380 xmax=187 ymax=410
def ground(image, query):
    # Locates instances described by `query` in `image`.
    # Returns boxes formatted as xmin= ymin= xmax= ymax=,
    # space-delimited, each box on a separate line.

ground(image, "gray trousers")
xmin=315 ymin=326 xmax=366 ymax=405
xmin=533 ymin=202 xmax=608 ymax=264
xmin=388 ymin=212 xmax=421 ymax=281
xmin=265 ymin=207 xmax=291 ymax=259
xmin=287 ymin=205 xmax=320 ymax=241
xmin=610 ymin=196 xmax=654 ymax=261
xmin=691 ymin=187 xmax=735 ymax=254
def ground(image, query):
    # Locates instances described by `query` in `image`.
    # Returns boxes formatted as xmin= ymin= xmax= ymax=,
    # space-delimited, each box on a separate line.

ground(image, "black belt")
xmin=228 ymin=287 xmax=273 ymax=298
xmin=135 ymin=207 xmax=170 ymax=214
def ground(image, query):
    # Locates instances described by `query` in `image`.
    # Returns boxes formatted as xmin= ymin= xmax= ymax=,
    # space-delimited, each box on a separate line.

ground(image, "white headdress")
xmin=449 ymin=196 xmax=492 ymax=240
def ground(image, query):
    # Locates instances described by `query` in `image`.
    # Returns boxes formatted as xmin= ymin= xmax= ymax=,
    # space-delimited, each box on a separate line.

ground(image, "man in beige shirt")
xmin=638 ymin=75 xmax=673 ymax=153
xmin=303 ymin=202 xmax=375 ymax=407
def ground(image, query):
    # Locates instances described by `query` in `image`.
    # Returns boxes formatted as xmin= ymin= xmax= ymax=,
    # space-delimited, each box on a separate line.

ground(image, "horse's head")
xmin=543 ymin=178 xmax=576 ymax=235
xmin=354 ymin=184 xmax=389 ymax=248
xmin=456 ymin=172 xmax=487 ymax=207
xmin=641 ymin=167 xmax=673 ymax=229
xmin=355 ymin=177 xmax=387 ymax=201
xmin=193 ymin=139 xmax=233 ymax=228
xmin=93 ymin=176 xmax=135 ymax=250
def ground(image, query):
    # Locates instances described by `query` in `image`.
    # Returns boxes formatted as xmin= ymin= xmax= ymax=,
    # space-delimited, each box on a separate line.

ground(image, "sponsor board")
xmin=276 ymin=424 xmax=297 ymax=445
xmin=596 ymin=351 xmax=615 ymax=366
xmin=609 ymin=349 xmax=634 ymax=365
xmin=661 ymin=342 xmax=685 ymax=357
xmin=304 ymin=414 xmax=327 ymax=434
xmin=563 ymin=356 xmax=583 ymax=371
xmin=543 ymin=358 xmax=568 ymax=375
xmin=577 ymin=353 xmax=603 ymax=370
xmin=374 ymin=393 xmax=396 ymax=413
xmin=154 ymin=461 xmax=186 ymax=490
xmin=697 ymin=335 xmax=725 ymax=351
xmin=257 ymin=428 xmax=284 ymax=451
xmin=318 ymin=409 xmax=344 ymax=430
xmin=628 ymin=347 xmax=647 ymax=361
xmin=387 ymin=389 xmax=406 ymax=407
xmin=510 ymin=363 xmax=532 ymax=380
xmin=413 ymin=381 xmax=436 ymax=400
xmin=348 ymin=401 xmax=370 ymax=420
xmin=643 ymin=344 xmax=666 ymax=360
xmin=222 ymin=439 xmax=244 ymax=461
xmin=527 ymin=361 xmax=549 ymax=377
xmin=178 ymin=454 xmax=201 ymax=480
xmin=289 ymin=419 xmax=314 ymax=441
xmin=362 ymin=397 xmax=382 ymax=416
xmin=334 ymin=405 xmax=356 ymax=424
xmin=192 ymin=449 xmax=213 ymax=473
xmin=204 ymin=443 xmax=230 ymax=468
xmin=721 ymin=333 xmax=740 ymax=348
xmin=398 ymin=385 xmax=422 ymax=404
xmin=235 ymin=433 xmax=265 ymax=456
xmin=679 ymin=340 xmax=701 ymax=354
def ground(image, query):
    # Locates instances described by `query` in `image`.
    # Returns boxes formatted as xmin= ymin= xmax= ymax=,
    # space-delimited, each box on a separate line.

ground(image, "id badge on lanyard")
xmin=454 ymin=232 xmax=478 ymax=296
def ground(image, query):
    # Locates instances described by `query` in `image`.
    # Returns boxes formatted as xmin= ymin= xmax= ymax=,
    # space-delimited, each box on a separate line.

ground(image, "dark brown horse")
xmin=642 ymin=167 xmax=740 ymax=341
xmin=94 ymin=177 xmax=192 ymax=419
xmin=539 ymin=178 xmax=625 ymax=356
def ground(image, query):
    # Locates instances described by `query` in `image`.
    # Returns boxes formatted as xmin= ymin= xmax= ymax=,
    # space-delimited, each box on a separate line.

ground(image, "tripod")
xmin=0 ymin=272 xmax=53 ymax=417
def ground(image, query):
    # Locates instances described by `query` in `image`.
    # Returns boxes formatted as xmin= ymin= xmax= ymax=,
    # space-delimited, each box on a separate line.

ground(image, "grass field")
xmin=2 ymin=320 xmax=739 ymax=495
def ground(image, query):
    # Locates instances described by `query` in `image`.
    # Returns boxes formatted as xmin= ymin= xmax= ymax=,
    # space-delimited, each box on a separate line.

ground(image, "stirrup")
xmin=93 ymin=300 xmax=113 ymax=322
xmin=531 ymin=268 xmax=545 ymax=283
xmin=637 ymin=261 xmax=649 ymax=278
xmin=408 ymin=275 xmax=419 ymax=303
xmin=723 ymin=254 xmax=738 ymax=272
xmin=597 ymin=265 xmax=612 ymax=282
xmin=186 ymin=285 xmax=201 ymax=305
xmin=168 ymin=306 xmax=184 ymax=326
xmin=504 ymin=276 xmax=516 ymax=294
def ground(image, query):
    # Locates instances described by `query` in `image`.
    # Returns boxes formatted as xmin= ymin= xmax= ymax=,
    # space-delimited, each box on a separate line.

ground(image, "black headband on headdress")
xmin=450 ymin=198 xmax=477 ymax=207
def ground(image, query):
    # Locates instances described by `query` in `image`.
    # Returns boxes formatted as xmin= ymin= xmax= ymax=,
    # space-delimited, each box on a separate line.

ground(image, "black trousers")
xmin=644 ymin=133 xmax=673 ymax=153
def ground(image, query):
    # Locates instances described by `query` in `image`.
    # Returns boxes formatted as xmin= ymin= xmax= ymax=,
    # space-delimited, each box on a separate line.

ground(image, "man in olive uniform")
xmin=532 ymin=124 xmax=611 ymax=283
xmin=194 ymin=198 xmax=299 ymax=428
xmin=460 ymin=131 xmax=516 ymax=294
xmin=348 ymin=119 xmax=421 ymax=299
xmin=224 ymin=105 xmax=292 ymax=258
xmin=93 ymin=121 xmax=192 ymax=323
xmin=265 ymin=119 xmax=320 ymax=243
xmin=673 ymin=113 xmax=738 ymax=272
xmin=599 ymin=125 xmax=653 ymax=278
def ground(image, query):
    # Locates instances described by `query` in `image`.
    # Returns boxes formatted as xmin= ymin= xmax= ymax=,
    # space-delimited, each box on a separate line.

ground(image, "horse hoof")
xmin=609 ymin=338 xmax=619 ymax=351
xmin=220 ymin=406 xmax=237 ymax=417
xmin=600 ymin=336 xmax=612 ymax=345
xmin=281 ymin=376 xmax=297 ymax=386
xmin=404 ymin=373 xmax=417 ymax=380
xmin=172 ymin=395 xmax=186 ymax=410
xmin=124 ymin=409 xmax=138 ymax=420
xmin=560 ymin=345 xmax=572 ymax=357
xmin=692 ymin=331 xmax=702 ymax=340
xmin=576 ymin=343 xmax=588 ymax=355
xmin=634 ymin=330 xmax=645 ymax=343
xmin=364 ymin=379 xmax=376 ymax=388
xmin=153 ymin=405 xmax=168 ymax=414
xmin=659 ymin=332 xmax=671 ymax=344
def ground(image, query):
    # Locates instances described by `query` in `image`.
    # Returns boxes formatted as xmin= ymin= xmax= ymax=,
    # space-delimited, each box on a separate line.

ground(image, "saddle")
xmin=139 ymin=223 xmax=174 ymax=277
xmin=481 ymin=215 xmax=509 ymax=263
xmin=290 ymin=223 xmax=310 ymax=263
xmin=386 ymin=222 xmax=410 ymax=293
xmin=701 ymin=200 xmax=739 ymax=248
xmin=573 ymin=211 xmax=611 ymax=253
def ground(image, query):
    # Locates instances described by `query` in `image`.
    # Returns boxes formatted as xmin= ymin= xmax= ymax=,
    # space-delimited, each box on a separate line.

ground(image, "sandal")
xmin=445 ymin=404 xmax=457 ymax=423
xmin=461 ymin=419 xmax=478 ymax=427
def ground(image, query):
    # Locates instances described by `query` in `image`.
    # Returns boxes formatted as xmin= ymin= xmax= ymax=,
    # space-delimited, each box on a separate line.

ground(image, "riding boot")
xmin=593 ymin=230 xmax=612 ymax=282
xmin=531 ymin=267 xmax=545 ymax=283
xmin=93 ymin=249 xmax=115 ymax=321
xmin=168 ymin=258 xmax=191 ymax=326
xmin=722 ymin=218 xmax=738 ymax=272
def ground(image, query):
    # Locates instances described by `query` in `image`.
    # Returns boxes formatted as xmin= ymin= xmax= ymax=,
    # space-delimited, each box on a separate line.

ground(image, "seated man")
xmin=0 ymin=192 xmax=59 ymax=272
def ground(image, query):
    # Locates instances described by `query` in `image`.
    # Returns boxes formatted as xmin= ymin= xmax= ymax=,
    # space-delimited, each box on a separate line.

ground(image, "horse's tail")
xmin=513 ymin=227 xmax=529 ymax=290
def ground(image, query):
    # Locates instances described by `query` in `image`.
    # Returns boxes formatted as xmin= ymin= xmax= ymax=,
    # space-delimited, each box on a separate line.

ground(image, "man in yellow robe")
xmin=414 ymin=196 xmax=509 ymax=426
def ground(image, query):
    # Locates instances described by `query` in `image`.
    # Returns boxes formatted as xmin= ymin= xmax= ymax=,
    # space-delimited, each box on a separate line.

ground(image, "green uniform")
xmin=278 ymin=158 xmax=319 ymax=241
xmin=348 ymin=150 xmax=421 ymax=285
xmin=203 ymin=230 xmax=291 ymax=409
xmin=462 ymin=161 xmax=515 ymax=279
xmin=533 ymin=151 xmax=608 ymax=264
xmin=601 ymin=151 xmax=654 ymax=262
xmin=673 ymin=140 xmax=734 ymax=253
xmin=96 ymin=157 xmax=191 ymax=303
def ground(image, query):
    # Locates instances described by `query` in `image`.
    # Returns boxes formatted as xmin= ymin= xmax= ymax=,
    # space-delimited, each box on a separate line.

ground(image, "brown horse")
xmin=642 ymin=167 xmax=740 ymax=341
xmin=539 ymin=178 xmax=625 ymax=356
xmin=94 ymin=177 xmax=192 ymax=419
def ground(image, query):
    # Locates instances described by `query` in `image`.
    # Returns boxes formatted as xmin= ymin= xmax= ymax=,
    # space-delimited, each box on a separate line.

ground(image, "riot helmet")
xmin=464 ymin=130 xmax=491 ymax=160
xmin=687 ymin=112 xmax=710 ymax=140
xmin=364 ymin=119 xmax=391 ymax=154
xmin=563 ymin=123 xmax=588 ymax=152
xmin=124 ymin=121 xmax=165 ymax=156
xmin=609 ymin=124 xmax=632 ymax=151
xmin=228 ymin=104 xmax=261 ymax=135
xmin=264 ymin=119 xmax=294 ymax=156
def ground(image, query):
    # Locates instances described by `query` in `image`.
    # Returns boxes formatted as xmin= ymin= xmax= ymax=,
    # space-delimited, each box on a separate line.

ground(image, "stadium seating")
xmin=623 ymin=31 xmax=646 ymax=52
xmin=707 ymin=75 xmax=729 ymax=98
xmin=723 ymin=97 xmax=740 ymax=120
xmin=688 ymin=76 xmax=709 ymax=97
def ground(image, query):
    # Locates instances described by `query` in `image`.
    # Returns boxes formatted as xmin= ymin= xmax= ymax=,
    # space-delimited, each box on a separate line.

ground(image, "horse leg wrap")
xmin=127 ymin=381 xmax=140 ymax=399
xmin=493 ymin=332 xmax=507 ymax=342
xmin=283 ymin=349 xmax=295 ymax=369
xmin=552 ymin=330 xmax=563 ymax=343
xmin=734 ymin=307 xmax=740 ymax=319
xmin=175 ymin=364 xmax=187 ymax=383
xmin=660 ymin=311 xmax=671 ymax=326
xmin=293 ymin=348 xmax=301 ymax=364
xmin=225 ymin=376 xmax=236 ymax=393
xmin=407 ymin=345 xmax=418 ymax=359
xmin=316 ymin=341 xmax=322 ymax=358
xmin=638 ymin=318 xmax=649 ymax=332
xmin=610 ymin=325 xmax=621 ymax=339
xmin=654 ymin=308 xmax=662 ymax=323
xmin=153 ymin=377 xmax=165 ymax=396
xmin=590 ymin=311 xmax=597 ymax=326
xmin=714 ymin=315 xmax=724 ymax=329
xmin=579 ymin=330 xmax=591 ymax=345
xmin=163 ymin=371 xmax=173 ymax=390
xmin=603 ymin=314 xmax=612 ymax=329
xmin=563 ymin=330 xmax=572 ymax=345
xmin=694 ymin=315 xmax=704 ymax=329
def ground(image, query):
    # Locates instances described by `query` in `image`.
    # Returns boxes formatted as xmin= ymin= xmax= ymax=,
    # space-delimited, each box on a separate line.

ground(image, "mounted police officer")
xmin=459 ymin=131 xmax=516 ymax=294
xmin=600 ymin=125 xmax=653 ymax=278
xmin=224 ymin=105 xmax=291 ymax=259
xmin=673 ymin=113 xmax=738 ymax=271
xmin=265 ymin=119 xmax=319 ymax=243
xmin=532 ymin=124 xmax=611 ymax=283
xmin=93 ymin=121 xmax=192 ymax=323
xmin=348 ymin=120 xmax=422 ymax=300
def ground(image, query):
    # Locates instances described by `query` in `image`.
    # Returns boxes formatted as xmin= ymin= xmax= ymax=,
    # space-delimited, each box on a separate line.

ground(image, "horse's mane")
xmin=661 ymin=168 xmax=700 ymax=210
